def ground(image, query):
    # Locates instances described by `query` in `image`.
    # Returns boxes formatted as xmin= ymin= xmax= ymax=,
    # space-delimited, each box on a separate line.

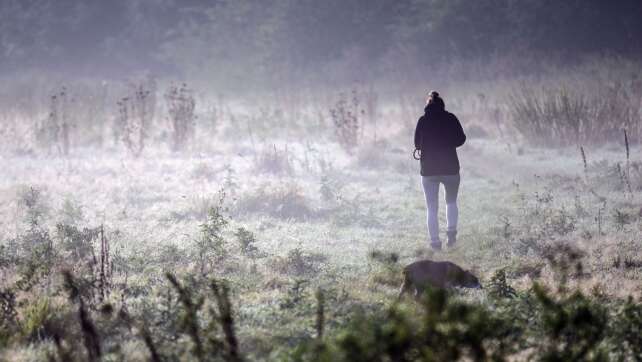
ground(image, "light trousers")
xmin=421 ymin=174 xmax=461 ymax=242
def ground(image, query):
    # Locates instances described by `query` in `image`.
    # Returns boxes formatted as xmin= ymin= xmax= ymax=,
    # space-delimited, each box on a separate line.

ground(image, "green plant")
xmin=533 ymin=284 xmax=608 ymax=361
xmin=234 ymin=227 xmax=258 ymax=256
xmin=367 ymin=250 xmax=400 ymax=287
xmin=194 ymin=191 xmax=229 ymax=276
xmin=610 ymin=297 xmax=642 ymax=359
xmin=280 ymin=279 xmax=309 ymax=310
xmin=20 ymin=186 xmax=48 ymax=230
xmin=0 ymin=288 xmax=18 ymax=344
xmin=21 ymin=297 xmax=56 ymax=342
xmin=272 ymin=248 xmax=327 ymax=277
xmin=488 ymin=269 xmax=517 ymax=300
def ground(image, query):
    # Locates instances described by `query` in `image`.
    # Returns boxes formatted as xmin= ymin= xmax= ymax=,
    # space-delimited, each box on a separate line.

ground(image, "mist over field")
xmin=1 ymin=1 xmax=642 ymax=361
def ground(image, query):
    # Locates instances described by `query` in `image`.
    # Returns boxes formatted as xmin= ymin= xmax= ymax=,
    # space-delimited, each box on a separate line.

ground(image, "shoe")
xmin=446 ymin=231 xmax=457 ymax=247
xmin=430 ymin=240 xmax=442 ymax=251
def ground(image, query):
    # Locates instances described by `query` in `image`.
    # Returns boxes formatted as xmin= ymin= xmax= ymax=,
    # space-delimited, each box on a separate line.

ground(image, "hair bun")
xmin=429 ymin=90 xmax=440 ymax=98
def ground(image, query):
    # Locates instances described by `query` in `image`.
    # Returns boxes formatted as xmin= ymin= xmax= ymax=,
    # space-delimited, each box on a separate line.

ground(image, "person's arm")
xmin=451 ymin=114 xmax=466 ymax=147
xmin=414 ymin=116 xmax=424 ymax=149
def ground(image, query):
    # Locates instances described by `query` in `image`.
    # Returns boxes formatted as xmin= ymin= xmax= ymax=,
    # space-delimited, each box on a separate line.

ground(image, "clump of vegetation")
xmin=367 ymin=250 xmax=401 ymax=287
xmin=487 ymin=268 xmax=517 ymax=299
xmin=194 ymin=191 xmax=229 ymax=276
xmin=234 ymin=227 xmax=258 ymax=257
xmin=38 ymin=86 xmax=72 ymax=156
xmin=116 ymin=81 xmax=156 ymax=157
xmin=271 ymin=247 xmax=327 ymax=277
xmin=165 ymin=83 xmax=196 ymax=152
xmin=330 ymin=91 xmax=362 ymax=154
xmin=508 ymin=84 xmax=640 ymax=146
xmin=279 ymin=278 xmax=309 ymax=310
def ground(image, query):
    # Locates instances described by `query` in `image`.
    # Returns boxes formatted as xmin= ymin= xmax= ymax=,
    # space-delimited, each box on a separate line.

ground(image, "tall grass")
xmin=165 ymin=83 xmax=196 ymax=152
xmin=508 ymin=83 xmax=640 ymax=146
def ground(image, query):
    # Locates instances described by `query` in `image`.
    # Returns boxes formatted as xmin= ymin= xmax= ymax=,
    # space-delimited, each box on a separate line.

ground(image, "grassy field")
xmin=1 ymin=78 xmax=642 ymax=361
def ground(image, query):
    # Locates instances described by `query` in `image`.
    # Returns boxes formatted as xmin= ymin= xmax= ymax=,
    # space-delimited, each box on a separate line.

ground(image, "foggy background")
xmin=2 ymin=2 xmax=642 ymax=360
xmin=2 ymin=0 xmax=642 ymax=93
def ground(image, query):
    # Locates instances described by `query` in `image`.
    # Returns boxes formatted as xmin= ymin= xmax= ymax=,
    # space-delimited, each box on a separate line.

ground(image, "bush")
xmin=165 ymin=83 xmax=196 ymax=152
xmin=533 ymin=284 xmax=609 ymax=361
xmin=234 ymin=227 xmax=258 ymax=257
xmin=194 ymin=196 xmax=229 ymax=276
xmin=290 ymin=287 xmax=511 ymax=361
xmin=610 ymin=297 xmax=642 ymax=359
xmin=271 ymin=248 xmax=327 ymax=277
xmin=330 ymin=91 xmax=362 ymax=154
xmin=116 ymin=81 xmax=155 ymax=157
xmin=21 ymin=298 xmax=59 ymax=342
xmin=487 ymin=269 xmax=517 ymax=300
xmin=37 ymin=87 xmax=72 ymax=156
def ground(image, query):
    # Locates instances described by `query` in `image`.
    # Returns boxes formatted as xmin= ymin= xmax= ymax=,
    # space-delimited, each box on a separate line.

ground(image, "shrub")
xmin=165 ymin=83 xmax=196 ymax=152
xmin=330 ymin=91 xmax=362 ymax=154
xmin=533 ymin=284 xmax=609 ymax=361
xmin=0 ymin=288 xmax=18 ymax=344
xmin=194 ymin=192 xmax=229 ymax=276
xmin=21 ymin=297 xmax=58 ymax=342
xmin=279 ymin=279 xmax=309 ymax=310
xmin=37 ymin=87 xmax=72 ymax=156
xmin=116 ymin=81 xmax=155 ymax=157
xmin=234 ymin=227 xmax=258 ymax=256
xmin=271 ymin=247 xmax=327 ymax=276
xmin=487 ymin=269 xmax=517 ymax=300
xmin=610 ymin=297 xmax=642 ymax=359
xmin=19 ymin=186 xmax=49 ymax=230
xmin=55 ymin=224 xmax=113 ymax=304
xmin=290 ymin=287 xmax=511 ymax=361
xmin=367 ymin=250 xmax=401 ymax=287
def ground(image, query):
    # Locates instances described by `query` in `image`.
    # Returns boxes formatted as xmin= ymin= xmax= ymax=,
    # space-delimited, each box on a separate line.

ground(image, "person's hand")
xmin=413 ymin=148 xmax=421 ymax=160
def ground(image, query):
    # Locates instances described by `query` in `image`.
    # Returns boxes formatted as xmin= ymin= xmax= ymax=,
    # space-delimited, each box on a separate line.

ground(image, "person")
xmin=414 ymin=91 xmax=466 ymax=250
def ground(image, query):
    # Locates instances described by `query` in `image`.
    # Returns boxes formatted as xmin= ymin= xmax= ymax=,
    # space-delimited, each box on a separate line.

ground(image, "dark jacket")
xmin=414 ymin=103 xmax=466 ymax=176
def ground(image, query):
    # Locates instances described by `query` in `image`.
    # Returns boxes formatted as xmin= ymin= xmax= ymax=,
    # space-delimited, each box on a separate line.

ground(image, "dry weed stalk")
xmin=165 ymin=83 xmax=196 ymax=152
xmin=330 ymin=90 xmax=362 ymax=154
xmin=117 ymin=82 xmax=155 ymax=157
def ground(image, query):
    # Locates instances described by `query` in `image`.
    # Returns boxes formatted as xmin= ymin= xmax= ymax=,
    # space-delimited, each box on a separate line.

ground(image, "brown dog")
xmin=398 ymin=260 xmax=481 ymax=299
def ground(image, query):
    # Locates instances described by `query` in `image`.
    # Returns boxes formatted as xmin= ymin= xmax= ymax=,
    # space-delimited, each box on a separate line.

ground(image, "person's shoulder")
xmin=445 ymin=111 xmax=460 ymax=122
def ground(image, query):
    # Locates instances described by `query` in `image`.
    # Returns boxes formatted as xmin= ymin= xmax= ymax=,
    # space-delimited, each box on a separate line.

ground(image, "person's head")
xmin=425 ymin=90 xmax=445 ymax=112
